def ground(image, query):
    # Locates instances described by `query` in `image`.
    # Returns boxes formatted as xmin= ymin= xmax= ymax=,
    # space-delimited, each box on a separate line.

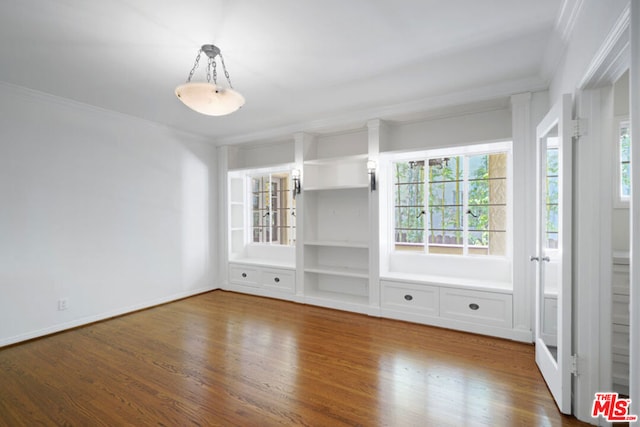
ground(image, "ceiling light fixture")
xmin=175 ymin=44 xmax=245 ymax=116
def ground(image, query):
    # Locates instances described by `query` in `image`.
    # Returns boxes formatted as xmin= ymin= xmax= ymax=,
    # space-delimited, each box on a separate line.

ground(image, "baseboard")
xmin=0 ymin=285 xmax=219 ymax=347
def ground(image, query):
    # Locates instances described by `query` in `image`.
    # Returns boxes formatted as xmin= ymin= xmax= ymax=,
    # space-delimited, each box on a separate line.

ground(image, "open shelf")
xmin=305 ymin=291 xmax=369 ymax=310
xmin=304 ymin=240 xmax=369 ymax=249
xmin=303 ymin=271 xmax=369 ymax=310
xmin=304 ymin=265 xmax=368 ymax=279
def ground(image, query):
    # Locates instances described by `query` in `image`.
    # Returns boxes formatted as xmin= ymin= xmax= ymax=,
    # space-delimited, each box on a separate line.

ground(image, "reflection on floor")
xmin=0 ymin=290 xmax=590 ymax=426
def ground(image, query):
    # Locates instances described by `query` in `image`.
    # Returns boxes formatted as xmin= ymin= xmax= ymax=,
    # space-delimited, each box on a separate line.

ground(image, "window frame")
xmin=246 ymin=168 xmax=296 ymax=247
xmin=614 ymin=116 xmax=630 ymax=208
xmin=387 ymin=141 xmax=512 ymax=259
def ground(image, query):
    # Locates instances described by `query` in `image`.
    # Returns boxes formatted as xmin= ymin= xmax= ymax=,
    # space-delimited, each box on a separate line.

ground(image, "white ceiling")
xmin=0 ymin=0 xmax=564 ymax=144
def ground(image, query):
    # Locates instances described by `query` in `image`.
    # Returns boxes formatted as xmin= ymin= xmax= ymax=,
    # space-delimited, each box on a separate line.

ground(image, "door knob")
xmin=541 ymin=256 xmax=550 ymax=262
xmin=530 ymin=255 xmax=539 ymax=262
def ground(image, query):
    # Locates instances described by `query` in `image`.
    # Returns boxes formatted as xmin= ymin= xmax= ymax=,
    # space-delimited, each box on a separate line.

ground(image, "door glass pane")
xmin=541 ymin=127 xmax=559 ymax=362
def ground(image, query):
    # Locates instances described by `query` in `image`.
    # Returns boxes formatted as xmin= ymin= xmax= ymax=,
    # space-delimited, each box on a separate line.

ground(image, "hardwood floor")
xmin=0 ymin=290 xmax=590 ymax=426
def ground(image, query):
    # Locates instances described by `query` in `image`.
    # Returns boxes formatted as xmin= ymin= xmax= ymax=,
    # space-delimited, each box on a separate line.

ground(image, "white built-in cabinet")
xmin=221 ymin=118 xmax=524 ymax=342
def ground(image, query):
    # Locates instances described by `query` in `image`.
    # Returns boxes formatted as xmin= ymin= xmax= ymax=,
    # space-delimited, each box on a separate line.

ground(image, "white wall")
xmin=387 ymin=108 xmax=512 ymax=152
xmin=0 ymin=83 xmax=218 ymax=346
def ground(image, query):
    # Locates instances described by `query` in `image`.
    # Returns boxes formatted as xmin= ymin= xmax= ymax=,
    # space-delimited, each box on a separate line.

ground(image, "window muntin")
xmin=250 ymin=172 xmax=296 ymax=245
xmin=427 ymin=156 xmax=463 ymax=250
xmin=394 ymin=161 xmax=425 ymax=249
xmin=393 ymin=148 xmax=509 ymax=256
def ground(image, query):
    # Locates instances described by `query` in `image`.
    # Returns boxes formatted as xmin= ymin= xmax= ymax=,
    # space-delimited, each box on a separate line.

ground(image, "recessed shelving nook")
xmin=300 ymin=128 xmax=373 ymax=313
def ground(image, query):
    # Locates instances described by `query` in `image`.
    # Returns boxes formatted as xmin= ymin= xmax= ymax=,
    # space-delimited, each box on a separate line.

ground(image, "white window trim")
xmin=228 ymin=163 xmax=297 ymax=248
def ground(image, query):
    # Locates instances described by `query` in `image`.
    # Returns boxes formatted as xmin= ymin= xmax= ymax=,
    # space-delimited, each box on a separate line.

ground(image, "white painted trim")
xmin=0 ymin=286 xmax=219 ymax=348
xmin=219 ymin=146 xmax=231 ymax=288
xmin=367 ymin=119 xmax=384 ymax=310
xmin=511 ymin=92 xmax=533 ymax=338
xmin=379 ymin=309 xmax=532 ymax=342
xmin=578 ymin=4 xmax=630 ymax=90
xmin=555 ymin=0 xmax=585 ymax=43
xmin=629 ymin=0 xmax=640 ymax=417
xmin=573 ymin=87 xmax=612 ymax=424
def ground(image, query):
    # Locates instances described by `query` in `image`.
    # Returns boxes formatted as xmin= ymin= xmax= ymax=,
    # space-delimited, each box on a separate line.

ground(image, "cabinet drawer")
xmin=381 ymin=281 xmax=438 ymax=316
xmin=440 ymin=288 xmax=512 ymax=328
xmin=612 ymin=294 xmax=630 ymax=325
xmin=229 ymin=264 xmax=260 ymax=287
xmin=262 ymin=268 xmax=295 ymax=293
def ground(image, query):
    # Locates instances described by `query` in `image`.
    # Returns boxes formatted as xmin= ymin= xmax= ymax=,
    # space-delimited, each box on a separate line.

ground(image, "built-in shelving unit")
xmin=220 ymin=115 xmax=528 ymax=342
xmin=300 ymin=131 xmax=371 ymax=313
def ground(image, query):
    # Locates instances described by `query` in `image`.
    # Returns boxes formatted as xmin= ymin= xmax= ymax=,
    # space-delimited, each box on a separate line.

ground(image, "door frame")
xmin=573 ymin=5 xmax=630 ymax=423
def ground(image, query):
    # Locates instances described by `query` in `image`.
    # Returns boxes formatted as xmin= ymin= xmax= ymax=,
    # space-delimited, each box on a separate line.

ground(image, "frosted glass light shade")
xmin=175 ymin=82 xmax=245 ymax=116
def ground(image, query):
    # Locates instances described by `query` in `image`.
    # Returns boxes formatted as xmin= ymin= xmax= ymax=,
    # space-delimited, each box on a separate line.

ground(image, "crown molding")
xmin=215 ymin=76 xmax=548 ymax=146
xmin=555 ymin=0 xmax=585 ymax=43
xmin=0 ymin=80 xmax=213 ymax=144
xmin=578 ymin=3 xmax=630 ymax=89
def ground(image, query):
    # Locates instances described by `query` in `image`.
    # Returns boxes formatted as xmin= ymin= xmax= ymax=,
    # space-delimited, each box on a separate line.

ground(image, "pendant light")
xmin=175 ymin=44 xmax=245 ymax=116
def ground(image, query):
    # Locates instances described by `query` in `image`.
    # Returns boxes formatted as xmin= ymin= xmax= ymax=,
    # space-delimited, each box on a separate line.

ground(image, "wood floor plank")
xmin=0 ymin=290 xmax=591 ymax=426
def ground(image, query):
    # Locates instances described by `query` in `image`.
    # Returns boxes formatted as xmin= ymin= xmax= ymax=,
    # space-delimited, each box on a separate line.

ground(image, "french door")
xmin=533 ymin=94 xmax=573 ymax=414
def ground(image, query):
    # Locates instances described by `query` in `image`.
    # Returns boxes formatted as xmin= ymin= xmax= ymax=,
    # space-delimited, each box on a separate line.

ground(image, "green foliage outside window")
xmin=394 ymin=151 xmax=507 ymax=255
xmin=620 ymin=123 xmax=631 ymax=198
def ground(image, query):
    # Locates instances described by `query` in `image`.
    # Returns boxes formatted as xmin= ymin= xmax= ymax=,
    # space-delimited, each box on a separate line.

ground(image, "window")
xmin=250 ymin=172 xmax=296 ymax=245
xmin=618 ymin=120 xmax=631 ymax=202
xmin=545 ymin=143 xmax=559 ymax=249
xmin=393 ymin=145 xmax=510 ymax=256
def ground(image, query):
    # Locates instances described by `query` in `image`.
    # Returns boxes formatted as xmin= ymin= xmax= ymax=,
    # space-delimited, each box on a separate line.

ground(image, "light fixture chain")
xmin=207 ymin=57 xmax=213 ymax=83
xmin=219 ymin=53 xmax=234 ymax=88
xmin=186 ymin=49 xmax=202 ymax=83
xmin=212 ymin=59 xmax=218 ymax=84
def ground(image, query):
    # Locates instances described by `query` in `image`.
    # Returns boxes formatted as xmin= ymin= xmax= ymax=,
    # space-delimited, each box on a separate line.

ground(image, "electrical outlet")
xmin=58 ymin=298 xmax=69 ymax=311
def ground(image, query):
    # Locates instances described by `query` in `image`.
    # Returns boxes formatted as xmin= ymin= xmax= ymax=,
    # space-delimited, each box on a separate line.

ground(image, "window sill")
xmin=229 ymin=257 xmax=295 ymax=269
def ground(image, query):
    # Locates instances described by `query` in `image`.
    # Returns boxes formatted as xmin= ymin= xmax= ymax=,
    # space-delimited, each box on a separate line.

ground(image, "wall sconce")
xmin=367 ymin=160 xmax=377 ymax=191
xmin=291 ymin=169 xmax=301 ymax=198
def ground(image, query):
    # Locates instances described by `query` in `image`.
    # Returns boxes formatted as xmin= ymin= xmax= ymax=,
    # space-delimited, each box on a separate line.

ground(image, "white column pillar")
xmin=510 ymin=92 xmax=534 ymax=340
xmin=218 ymin=145 xmax=230 ymax=289
xmin=294 ymin=132 xmax=313 ymax=300
xmin=366 ymin=119 xmax=386 ymax=314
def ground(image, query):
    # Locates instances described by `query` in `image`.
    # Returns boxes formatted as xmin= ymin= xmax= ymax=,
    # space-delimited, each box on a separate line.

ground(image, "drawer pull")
xmin=469 ymin=303 xmax=480 ymax=311
xmin=241 ymin=273 xmax=247 ymax=278
xmin=404 ymin=294 xmax=413 ymax=301
xmin=274 ymin=277 xmax=280 ymax=283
